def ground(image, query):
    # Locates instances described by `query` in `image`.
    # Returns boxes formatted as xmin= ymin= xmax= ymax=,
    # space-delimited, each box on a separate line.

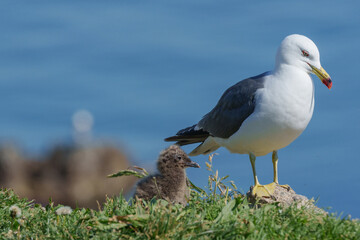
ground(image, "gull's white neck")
xmin=262 ymin=63 xmax=315 ymax=130
xmin=272 ymin=63 xmax=314 ymax=95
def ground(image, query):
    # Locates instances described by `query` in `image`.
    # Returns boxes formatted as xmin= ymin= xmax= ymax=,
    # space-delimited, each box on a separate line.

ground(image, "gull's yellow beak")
xmin=308 ymin=63 xmax=332 ymax=89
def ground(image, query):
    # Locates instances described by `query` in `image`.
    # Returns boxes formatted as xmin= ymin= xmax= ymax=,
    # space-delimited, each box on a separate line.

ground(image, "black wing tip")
xmin=164 ymin=125 xmax=210 ymax=146
xmin=176 ymin=124 xmax=197 ymax=135
xmin=176 ymin=124 xmax=209 ymax=136
xmin=164 ymin=136 xmax=179 ymax=142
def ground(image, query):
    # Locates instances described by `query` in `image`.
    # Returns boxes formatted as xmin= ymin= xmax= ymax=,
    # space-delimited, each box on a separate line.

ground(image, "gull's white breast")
xmin=215 ymin=66 xmax=315 ymax=156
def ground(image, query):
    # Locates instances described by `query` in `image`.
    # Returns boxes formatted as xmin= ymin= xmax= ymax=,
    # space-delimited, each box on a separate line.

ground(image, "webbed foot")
xmin=251 ymin=182 xmax=276 ymax=197
xmin=251 ymin=182 xmax=291 ymax=198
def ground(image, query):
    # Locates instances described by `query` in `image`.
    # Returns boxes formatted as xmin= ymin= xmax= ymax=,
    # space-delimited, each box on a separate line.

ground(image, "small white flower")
xmin=9 ymin=205 xmax=22 ymax=218
xmin=56 ymin=206 xmax=73 ymax=215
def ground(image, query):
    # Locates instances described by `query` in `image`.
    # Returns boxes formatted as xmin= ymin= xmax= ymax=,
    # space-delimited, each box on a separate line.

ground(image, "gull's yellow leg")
xmin=249 ymin=153 xmax=260 ymax=186
xmin=272 ymin=150 xmax=279 ymax=184
xmin=249 ymin=153 xmax=275 ymax=197
xmin=264 ymin=150 xmax=289 ymax=190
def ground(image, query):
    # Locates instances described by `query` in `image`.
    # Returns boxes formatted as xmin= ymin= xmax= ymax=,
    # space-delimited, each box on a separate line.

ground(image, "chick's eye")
xmin=301 ymin=50 xmax=309 ymax=57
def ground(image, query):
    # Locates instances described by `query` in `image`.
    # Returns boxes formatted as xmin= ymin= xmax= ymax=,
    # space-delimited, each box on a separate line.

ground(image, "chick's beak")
xmin=308 ymin=63 xmax=332 ymax=89
xmin=186 ymin=160 xmax=200 ymax=168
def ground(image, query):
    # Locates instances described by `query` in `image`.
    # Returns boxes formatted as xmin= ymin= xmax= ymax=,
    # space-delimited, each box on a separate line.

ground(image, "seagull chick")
xmin=134 ymin=145 xmax=200 ymax=206
xmin=165 ymin=34 xmax=332 ymax=198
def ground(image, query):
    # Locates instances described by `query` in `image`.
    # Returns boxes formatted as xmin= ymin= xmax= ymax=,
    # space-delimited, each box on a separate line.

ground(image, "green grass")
xmin=1 ymin=155 xmax=359 ymax=239
xmin=1 ymin=188 xmax=359 ymax=239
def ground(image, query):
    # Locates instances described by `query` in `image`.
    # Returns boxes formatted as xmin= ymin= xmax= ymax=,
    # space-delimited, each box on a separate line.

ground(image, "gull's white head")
xmin=275 ymin=34 xmax=332 ymax=89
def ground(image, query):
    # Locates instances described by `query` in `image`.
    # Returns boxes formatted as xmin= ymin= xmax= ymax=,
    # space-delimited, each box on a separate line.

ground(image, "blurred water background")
xmin=0 ymin=1 xmax=359 ymax=217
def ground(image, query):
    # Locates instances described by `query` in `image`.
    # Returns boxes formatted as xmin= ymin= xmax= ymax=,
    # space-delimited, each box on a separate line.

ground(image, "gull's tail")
xmin=164 ymin=125 xmax=220 ymax=156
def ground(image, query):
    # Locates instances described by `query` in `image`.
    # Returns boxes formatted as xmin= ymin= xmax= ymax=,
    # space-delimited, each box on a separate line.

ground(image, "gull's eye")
xmin=301 ymin=50 xmax=309 ymax=57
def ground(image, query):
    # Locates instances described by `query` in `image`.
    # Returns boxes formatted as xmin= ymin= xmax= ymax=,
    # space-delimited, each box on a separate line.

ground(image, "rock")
xmin=247 ymin=185 xmax=327 ymax=215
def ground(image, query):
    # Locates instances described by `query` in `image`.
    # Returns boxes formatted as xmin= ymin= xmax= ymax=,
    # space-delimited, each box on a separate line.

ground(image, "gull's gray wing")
xmin=197 ymin=72 xmax=268 ymax=138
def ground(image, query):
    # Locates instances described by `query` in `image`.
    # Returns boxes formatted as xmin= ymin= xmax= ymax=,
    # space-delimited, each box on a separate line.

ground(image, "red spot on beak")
xmin=322 ymin=78 xmax=332 ymax=89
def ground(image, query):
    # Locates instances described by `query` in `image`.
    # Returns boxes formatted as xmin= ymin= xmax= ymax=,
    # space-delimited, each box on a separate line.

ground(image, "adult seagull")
xmin=165 ymin=34 xmax=332 ymax=197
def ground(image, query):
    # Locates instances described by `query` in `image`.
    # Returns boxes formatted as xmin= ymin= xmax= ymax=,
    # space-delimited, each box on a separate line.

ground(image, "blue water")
xmin=1 ymin=1 xmax=359 ymax=217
